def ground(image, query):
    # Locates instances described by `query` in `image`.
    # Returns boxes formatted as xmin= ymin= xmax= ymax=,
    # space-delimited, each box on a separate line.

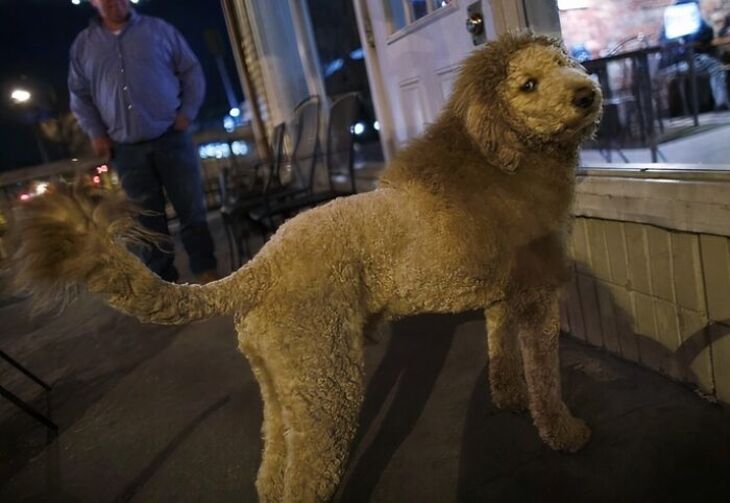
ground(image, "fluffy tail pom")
xmin=4 ymin=181 xmax=250 ymax=324
xmin=4 ymin=182 xmax=162 ymax=314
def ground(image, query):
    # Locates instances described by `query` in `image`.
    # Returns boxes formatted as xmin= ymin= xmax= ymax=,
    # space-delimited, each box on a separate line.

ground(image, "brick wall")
xmin=559 ymin=0 xmax=730 ymax=58
xmin=563 ymin=216 xmax=730 ymax=403
xmin=564 ymin=169 xmax=730 ymax=404
xmin=561 ymin=167 xmax=730 ymax=404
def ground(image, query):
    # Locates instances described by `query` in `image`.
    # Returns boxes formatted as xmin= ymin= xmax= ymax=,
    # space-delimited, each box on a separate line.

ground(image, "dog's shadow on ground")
xmin=456 ymin=337 xmax=730 ymax=502
xmin=336 ymin=312 xmax=474 ymax=502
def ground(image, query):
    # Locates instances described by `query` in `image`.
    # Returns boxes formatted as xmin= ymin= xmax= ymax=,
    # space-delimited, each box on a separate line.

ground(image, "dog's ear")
xmin=464 ymin=102 xmax=524 ymax=174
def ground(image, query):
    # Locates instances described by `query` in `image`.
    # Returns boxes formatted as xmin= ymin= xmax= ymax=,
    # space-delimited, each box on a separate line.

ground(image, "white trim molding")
xmin=575 ymin=164 xmax=730 ymax=236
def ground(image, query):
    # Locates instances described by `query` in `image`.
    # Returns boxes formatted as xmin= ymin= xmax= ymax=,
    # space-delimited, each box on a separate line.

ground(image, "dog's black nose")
xmin=573 ymin=87 xmax=596 ymax=109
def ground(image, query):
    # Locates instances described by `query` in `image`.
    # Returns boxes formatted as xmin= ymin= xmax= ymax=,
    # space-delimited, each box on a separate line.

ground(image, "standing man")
xmin=69 ymin=0 xmax=218 ymax=283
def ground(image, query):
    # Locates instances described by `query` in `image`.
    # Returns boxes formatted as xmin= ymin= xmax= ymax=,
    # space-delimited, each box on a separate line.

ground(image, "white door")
xmin=354 ymin=0 xmax=531 ymax=159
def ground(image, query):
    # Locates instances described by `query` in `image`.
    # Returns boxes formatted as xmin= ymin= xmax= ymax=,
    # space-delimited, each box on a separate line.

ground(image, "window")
xmin=557 ymin=0 xmax=730 ymax=166
xmin=383 ymin=0 xmax=455 ymax=35
xmin=410 ymin=0 xmax=428 ymax=21
xmin=384 ymin=0 xmax=407 ymax=32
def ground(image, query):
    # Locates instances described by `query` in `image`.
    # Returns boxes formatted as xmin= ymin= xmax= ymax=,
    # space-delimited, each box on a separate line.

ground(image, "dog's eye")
xmin=520 ymin=79 xmax=537 ymax=92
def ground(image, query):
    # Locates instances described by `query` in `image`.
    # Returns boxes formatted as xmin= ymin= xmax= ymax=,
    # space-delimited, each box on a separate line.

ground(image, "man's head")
xmin=91 ymin=0 xmax=131 ymax=26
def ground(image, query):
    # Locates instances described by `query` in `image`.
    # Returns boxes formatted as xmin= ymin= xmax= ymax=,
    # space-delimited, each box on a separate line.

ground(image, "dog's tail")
xmin=5 ymin=182 xmax=266 ymax=325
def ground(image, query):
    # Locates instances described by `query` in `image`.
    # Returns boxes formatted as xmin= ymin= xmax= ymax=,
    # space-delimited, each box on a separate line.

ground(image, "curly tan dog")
xmin=9 ymin=33 xmax=601 ymax=502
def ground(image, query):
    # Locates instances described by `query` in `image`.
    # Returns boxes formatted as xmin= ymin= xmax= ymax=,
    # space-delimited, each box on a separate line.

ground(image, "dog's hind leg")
xmin=517 ymin=292 xmax=591 ymax=452
xmin=486 ymin=302 xmax=528 ymax=411
xmin=271 ymin=322 xmax=365 ymax=502
xmin=241 ymin=344 xmax=287 ymax=503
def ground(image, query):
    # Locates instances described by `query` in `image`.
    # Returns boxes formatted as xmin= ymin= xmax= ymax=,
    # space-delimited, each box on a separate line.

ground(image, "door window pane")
xmin=385 ymin=0 xmax=455 ymax=35
xmin=410 ymin=0 xmax=428 ymax=20
xmin=384 ymin=0 xmax=407 ymax=33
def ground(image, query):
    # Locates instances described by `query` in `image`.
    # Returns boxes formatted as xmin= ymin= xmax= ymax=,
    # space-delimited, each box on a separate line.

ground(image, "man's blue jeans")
xmin=660 ymin=54 xmax=729 ymax=110
xmin=112 ymin=129 xmax=217 ymax=282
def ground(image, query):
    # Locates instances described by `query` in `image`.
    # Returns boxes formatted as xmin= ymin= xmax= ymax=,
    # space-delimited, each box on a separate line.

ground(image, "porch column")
xmin=288 ymin=0 xmax=328 ymax=103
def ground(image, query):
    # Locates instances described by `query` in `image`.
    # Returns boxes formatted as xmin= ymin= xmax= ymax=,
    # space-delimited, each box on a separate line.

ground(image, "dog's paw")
xmin=541 ymin=416 xmax=591 ymax=453
xmin=491 ymin=385 xmax=528 ymax=412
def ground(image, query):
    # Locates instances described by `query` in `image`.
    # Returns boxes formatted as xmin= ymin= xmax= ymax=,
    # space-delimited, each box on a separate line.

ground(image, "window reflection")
xmin=559 ymin=0 xmax=730 ymax=165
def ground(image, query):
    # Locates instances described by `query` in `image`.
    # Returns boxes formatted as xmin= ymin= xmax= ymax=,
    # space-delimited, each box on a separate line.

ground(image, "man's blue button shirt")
xmin=69 ymin=10 xmax=205 ymax=144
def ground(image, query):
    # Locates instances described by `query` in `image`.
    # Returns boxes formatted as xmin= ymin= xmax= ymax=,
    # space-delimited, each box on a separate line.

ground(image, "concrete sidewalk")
xmin=2 ymin=215 xmax=730 ymax=502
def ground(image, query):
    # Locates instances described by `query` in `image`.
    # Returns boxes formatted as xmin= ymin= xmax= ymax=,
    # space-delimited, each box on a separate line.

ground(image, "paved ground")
xmin=2 ymin=204 xmax=730 ymax=502
xmin=581 ymin=117 xmax=730 ymax=165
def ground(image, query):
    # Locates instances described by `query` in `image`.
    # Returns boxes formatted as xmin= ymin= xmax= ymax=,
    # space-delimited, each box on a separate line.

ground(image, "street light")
xmin=10 ymin=88 xmax=31 ymax=104
xmin=8 ymin=86 xmax=50 ymax=163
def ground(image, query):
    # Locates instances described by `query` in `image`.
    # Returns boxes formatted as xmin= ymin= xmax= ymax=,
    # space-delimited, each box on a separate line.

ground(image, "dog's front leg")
xmin=486 ymin=302 xmax=528 ymax=411
xmin=518 ymin=292 xmax=590 ymax=452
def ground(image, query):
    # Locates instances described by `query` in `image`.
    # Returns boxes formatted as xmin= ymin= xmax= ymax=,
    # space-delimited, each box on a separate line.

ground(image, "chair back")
xmin=325 ymin=92 xmax=361 ymax=195
xmin=607 ymin=34 xmax=649 ymax=56
xmin=289 ymin=96 xmax=321 ymax=192
xmin=263 ymin=122 xmax=288 ymax=194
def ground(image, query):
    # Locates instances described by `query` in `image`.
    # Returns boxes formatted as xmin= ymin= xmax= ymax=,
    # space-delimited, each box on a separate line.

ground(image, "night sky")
xmin=0 ymin=0 xmax=241 ymax=171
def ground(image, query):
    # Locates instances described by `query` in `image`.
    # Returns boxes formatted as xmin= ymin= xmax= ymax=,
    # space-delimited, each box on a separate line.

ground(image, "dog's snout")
xmin=573 ymin=87 xmax=596 ymax=109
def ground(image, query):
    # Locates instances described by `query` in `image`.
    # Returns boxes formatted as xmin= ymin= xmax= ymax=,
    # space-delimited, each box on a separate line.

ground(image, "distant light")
xmin=71 ymin=0 xmax=81 ymax=4
xmin=35 ymin=182 xmax=49 ymax=195
xmin=199 ymin=142 xmax=232 ymax=159
xmin=231 ymin=140 xmax=249 ymax=156
xmin=92 ymin=175 xmax=101 ymax=184
xmin=97 ymin=164 xmax=108 ymax=173
xmin=71 ymin=158 xmax=79 ymax=162
xmin=349 ymin=48 xmax=365 ymax=60
xmin=373 ymin=120 xmax=380 ymax=131
xmin=130 ymin=0 xmax=140 ymax=3
xmin=19 ymin=193 xmax=30 ymax=201
xmin=10 ymin=89 xmax=31 ymax=104
xmin=353 ymin=122 xmax=365 ymax=135
xmin=223 ymin=116 xmax=235 ymax=132
xmin=324 ymin=58 xmax=344 ymax=77
xmin=229 ymin=107 xmax=241 ymax=118
xmin=216 ymin=143 xmax=231 ymax=159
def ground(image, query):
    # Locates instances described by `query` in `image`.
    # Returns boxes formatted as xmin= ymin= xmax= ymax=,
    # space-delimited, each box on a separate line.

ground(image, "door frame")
xmin=353 ymin=0 xmax=399 ymax=161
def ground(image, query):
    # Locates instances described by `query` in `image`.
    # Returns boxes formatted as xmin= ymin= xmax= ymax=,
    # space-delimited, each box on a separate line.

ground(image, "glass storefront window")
xmin=558 ymin=0 xmax=730 ymax=166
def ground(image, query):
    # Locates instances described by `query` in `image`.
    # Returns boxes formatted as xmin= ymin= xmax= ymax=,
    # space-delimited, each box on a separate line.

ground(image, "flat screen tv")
xmin=664 ymin=2 xmax=702 ymax=39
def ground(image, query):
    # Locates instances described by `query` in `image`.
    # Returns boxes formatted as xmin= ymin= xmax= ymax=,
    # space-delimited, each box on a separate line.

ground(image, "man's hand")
xmin=173 ymin=113 xmax=190 ymax=131
xmin=91 ymin=135 xmax=113 ymax=160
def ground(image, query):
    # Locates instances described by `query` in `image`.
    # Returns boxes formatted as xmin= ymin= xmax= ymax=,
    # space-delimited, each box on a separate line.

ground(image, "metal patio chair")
xmin=220 ymin=122 xmax=287 ymax=270
xmin=250 ymin=92 xmax=363 ymax=234
xmin=248 ymin=95 xmax=322 ymax=232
